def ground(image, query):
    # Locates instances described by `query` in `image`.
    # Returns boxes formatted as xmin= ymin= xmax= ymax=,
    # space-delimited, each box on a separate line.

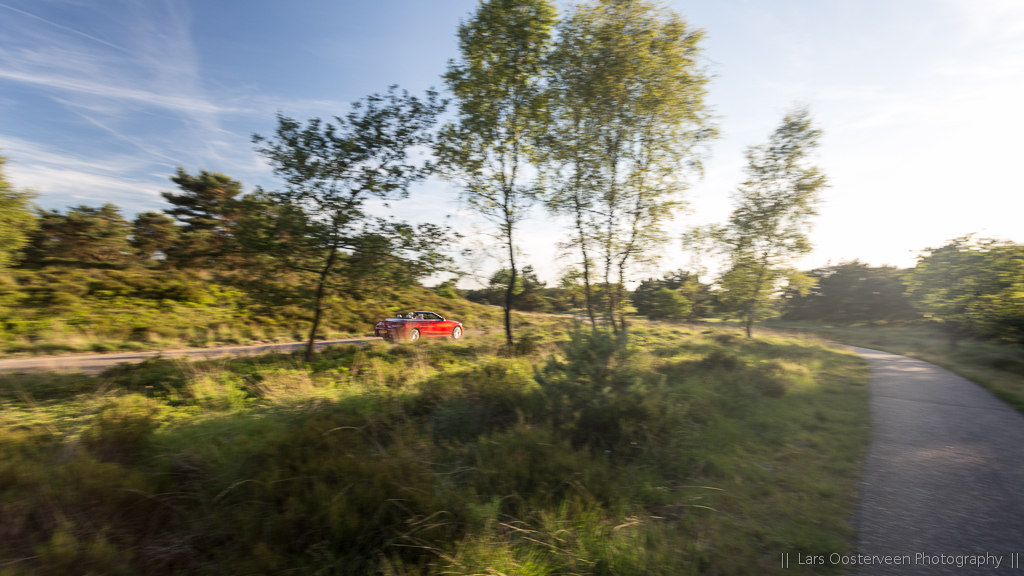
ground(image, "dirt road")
xmin=0 ymin=338 xmax=380 ymax=375
xmin=851 ymin=346 xmax=1024 ymax=574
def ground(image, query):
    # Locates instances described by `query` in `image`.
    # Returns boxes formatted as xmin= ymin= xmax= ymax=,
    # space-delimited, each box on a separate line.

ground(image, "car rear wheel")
xmin=409 ymin=329 xmax=420 ymax=342
xmin=451 ymin=326 xmax=462 ymax=340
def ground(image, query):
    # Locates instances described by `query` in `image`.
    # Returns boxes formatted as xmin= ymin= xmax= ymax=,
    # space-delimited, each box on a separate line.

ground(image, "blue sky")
xmin=2 ymin=0 xmax=1022 ymax=286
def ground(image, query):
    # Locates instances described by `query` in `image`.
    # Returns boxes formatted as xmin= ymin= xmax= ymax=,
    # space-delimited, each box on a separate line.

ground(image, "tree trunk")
xmin=305 ymin=247 xmax=338 ymax=362
xmin=504 ymin=229 xmax=516 ymax=354
xmin=616 ymin=258 xmax=630 ymax=332
xmin=582 ymin=260 xmax=597 ymax=329
xmin=603 ymin=154 xmax=618 ymax=333
xmin=576 ymin=208 xmax=597 ymax=329
xmin=743 ymin=255 xmax=771 ymax=340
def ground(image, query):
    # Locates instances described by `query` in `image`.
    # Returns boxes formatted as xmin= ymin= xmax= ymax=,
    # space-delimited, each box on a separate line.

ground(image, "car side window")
xmin=421 ymin=313 xmax=441 ymax=320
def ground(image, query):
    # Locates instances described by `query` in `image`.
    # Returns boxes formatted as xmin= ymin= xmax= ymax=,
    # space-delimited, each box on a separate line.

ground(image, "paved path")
xmin=852 ymin=346 xmax=1024 ymax=575
xmin=0 ymin=338 xmax=380 ymax=375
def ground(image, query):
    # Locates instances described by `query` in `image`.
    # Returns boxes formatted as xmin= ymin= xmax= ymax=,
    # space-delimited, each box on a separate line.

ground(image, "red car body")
xmin=374 ymin=311 xmax=464 ymax=342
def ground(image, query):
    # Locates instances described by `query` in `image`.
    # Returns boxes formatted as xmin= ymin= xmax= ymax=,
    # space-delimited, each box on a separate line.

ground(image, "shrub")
xmin=81 ymin=395 xmax=162 ymax=464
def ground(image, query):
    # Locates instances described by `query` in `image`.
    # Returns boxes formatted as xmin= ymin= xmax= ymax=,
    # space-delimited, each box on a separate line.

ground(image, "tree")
xmin=545 ymin=0 xmax=715 ymax=331
xmin=712 ymin=106 xmax=827 ymax=338
xmin=557 ymin=266 xmax=587 ymax=311
xmin=31 ymin=204 xmax=132 ymax=265
xmin=0 ymin=154 xmax=38 ymax=269
xmin=436 ymin=0 xmax=556 ymax=353
xmin=780 ymin=260 xmax=917 ymax=324
xmin=161 ymin=168 xmax=243 ymax=266
xmin=632 ymin=269 xmax=710 ymax=321
xmin=131 ymin=211 xmax=179 ymax=261
xmin=907 ymin=236 xmax=1024 ymax=348
xmin=488 ymin=265 xmax=550 ymax=312
xmin=646 ymin=287 xmax=693 ymax=321
xmin=252 ymin=86 xmax=448 ymax=361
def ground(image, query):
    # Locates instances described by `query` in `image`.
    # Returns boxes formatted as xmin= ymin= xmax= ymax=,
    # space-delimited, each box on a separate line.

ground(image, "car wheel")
xmin=409 ymin=329 xmax=420 ymax=342
xmin=451 ymin=326 xmax=462 ymax=340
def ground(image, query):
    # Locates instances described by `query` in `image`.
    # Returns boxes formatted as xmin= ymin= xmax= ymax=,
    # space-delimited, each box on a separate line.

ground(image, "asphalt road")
xmin=0 ymin=338 xmax=380 ymax=375
xmin=851 ymin=346 xmax=1024 ymax=575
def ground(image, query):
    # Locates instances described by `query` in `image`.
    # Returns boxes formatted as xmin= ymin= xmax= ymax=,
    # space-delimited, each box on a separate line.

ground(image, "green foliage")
xmin=464 ymin=265 xmax=559 ymax=313
xmin=28 ymin=203 xmax=132 ymax=265
xmin=710 ymin=107 xmax=827 ymax=337
xmin=438 ymin=0 xmax=556 ymax=350
xmin=781 ymin=260 xmax=918 ymax=324
xmin=163 ymin=167 xmax=243 ymax=231
xmin=1 ymin=322 xmax=869 ymax=575
xmin=81 ymin=395 xmax=163 ymax=463
xmin=645 ymin=287 xmax=693 ymax=320
xmin=0 ymin=266 xmax=502 ymax=354
xmin=130 ymin=211 xmax=179 ymax=261
xmin=632 ymin=269 xmax=710 ymax=321
xmin=0 ymin=154 xmax=39 ymax=270
xmin=161 ymin=168 xmax=243 ymax=266
xmin=545 ymin=0 xmax=716 ymax=330
xmin=432 ymin=280 xmax=460 ymax=300
xmin=907 ymin=236 xmax=1024 ymax=347
xmin=252 ymin=86 xmax=450 ymax=359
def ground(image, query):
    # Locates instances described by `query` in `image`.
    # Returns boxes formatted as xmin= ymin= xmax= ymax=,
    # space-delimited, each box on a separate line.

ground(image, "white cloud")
xmin=0 ymin=135 xmax=166 ymax=211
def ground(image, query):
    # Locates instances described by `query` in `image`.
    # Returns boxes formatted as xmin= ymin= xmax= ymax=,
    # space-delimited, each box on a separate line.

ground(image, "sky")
xmin=2 ymin=0 xmax=1022 ymax=288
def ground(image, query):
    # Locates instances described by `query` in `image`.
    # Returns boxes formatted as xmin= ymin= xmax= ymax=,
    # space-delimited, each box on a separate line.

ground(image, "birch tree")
xmin=545 ymin=0 xmax=716 ymax=331
xmin=714 ymin=106 xmax=827 ymax=338
xmin=436 ymin=0 xmax=556 ymax=352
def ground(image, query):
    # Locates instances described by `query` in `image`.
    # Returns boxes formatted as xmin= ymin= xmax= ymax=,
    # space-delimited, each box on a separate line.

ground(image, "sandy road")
xmin=851 ymin=346 xmax=1024 ymax=575
xmin=0 ymin=338 xmax=381 ymax=375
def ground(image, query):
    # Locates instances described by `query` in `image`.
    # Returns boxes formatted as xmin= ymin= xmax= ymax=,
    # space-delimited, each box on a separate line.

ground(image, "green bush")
xmin=81 ymin=395 xmax=162 ymax=463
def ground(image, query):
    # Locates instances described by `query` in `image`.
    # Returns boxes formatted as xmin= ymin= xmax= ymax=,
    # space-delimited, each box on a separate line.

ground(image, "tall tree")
xmin=436 ymin=0 xmax=556 ymax=353
xmin=161 ymin=168 xmax=244 ymax=266
xmin=713 ymin=106 xmax=827 ymax=338
xmin=252 ymin=86 xmax=448 ymax=361
xmin=131 ymin=211 xmax=180 ymax=261
xmin=545 ymin=0 xmax=715 ymax=331
xmin=0 ymin=154 xmax=38 ymax=270
xmin=163 ymin=168 xmax=242 ymax=230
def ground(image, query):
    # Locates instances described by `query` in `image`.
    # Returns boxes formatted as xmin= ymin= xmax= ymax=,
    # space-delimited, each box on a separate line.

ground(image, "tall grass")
xmin=0 ymin=322 xmax=868 ymax=575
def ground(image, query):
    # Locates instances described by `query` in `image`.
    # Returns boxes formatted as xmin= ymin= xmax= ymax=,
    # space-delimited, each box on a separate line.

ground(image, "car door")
xmin=419 ymin=312 xmax=443 ymax=336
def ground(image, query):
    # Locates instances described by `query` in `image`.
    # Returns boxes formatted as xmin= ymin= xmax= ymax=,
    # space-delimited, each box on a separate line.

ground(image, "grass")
xmin=766 ymin=321 xmax=1024 ymax=414
xmin=0 ymin=267 xmax=503 ymax=357
xmin=0 ymin=320 xmax=869 ymax=575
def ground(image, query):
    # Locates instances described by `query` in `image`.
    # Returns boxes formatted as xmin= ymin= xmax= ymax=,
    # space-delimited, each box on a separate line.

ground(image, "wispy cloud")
xmin=0 ymin=0 xmax=258 ymax=191
xmin=0 ymin=67 xmax=239 ymax=115
xmin=0 ymin=135 xmax=167 ymax=213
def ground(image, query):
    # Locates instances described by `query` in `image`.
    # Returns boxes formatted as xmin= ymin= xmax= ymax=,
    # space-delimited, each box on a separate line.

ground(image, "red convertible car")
xmin=374 ymin=311 xmax=464 ymax=342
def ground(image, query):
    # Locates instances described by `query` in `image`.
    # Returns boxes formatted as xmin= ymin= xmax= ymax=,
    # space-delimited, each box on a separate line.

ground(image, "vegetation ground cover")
xmin=767 ymin=321 xmax=1024 ymax=414
xmin=1 ymin=319 xmax=868 ymax=575
xmin=0 ymin=267 xmax=501 ymax=358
